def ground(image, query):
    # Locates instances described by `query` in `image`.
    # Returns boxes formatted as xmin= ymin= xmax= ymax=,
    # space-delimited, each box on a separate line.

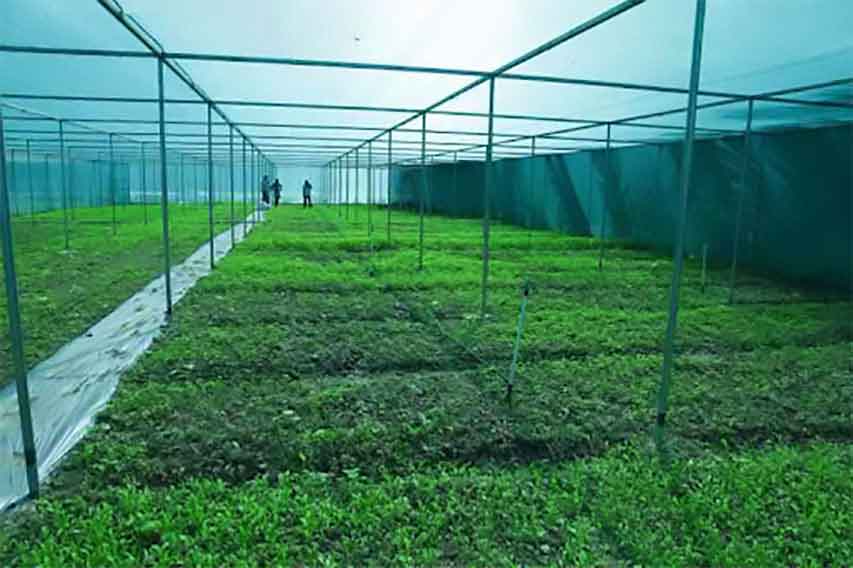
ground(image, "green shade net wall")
xmin=2 ymin=156 xmax=260 ymax=213
xmin=392 ymin=123 xmax=852 ymax=291
xmin=2 ymin=156 xmax=132 ymax=214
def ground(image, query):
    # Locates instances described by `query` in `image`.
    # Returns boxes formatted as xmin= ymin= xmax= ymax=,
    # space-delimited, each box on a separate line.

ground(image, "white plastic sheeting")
xmin=0 ymin=214 xmax=262 ymax=511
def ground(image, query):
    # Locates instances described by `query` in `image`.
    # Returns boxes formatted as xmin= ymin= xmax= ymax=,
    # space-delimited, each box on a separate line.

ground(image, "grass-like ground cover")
xmin=2 ymin=204 xmax=851 ymax=566
xmin=0 ymin=204 xmax=251 ymax=385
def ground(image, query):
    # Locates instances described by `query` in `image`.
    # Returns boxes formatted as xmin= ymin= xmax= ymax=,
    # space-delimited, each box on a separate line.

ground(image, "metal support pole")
xmin=194 ymin=159 xmax=199 ymax=204
xmin=229 ymin=127 xmax=235 ymax=246
xmin=248 ymin=150 xmax=254 ymax=225
xmin=58 ymin=121 xmax=70 ymax=249
xmin=207 ymin=104 xmax=215 ymax=269
xmin=528 ymin=137 xmax=536 ymax=249
xmin=481 ymin=78 xmax=496 ymax=318
xmin=9 ymin=149 xmax=16 ymax=217
xmin=507 ymin=281 xmax=531 ymax=401
xmin=598 ymin=124 xmax=611 ymax=271
xmin=151 ymin=157 xmax=157 ymax=211
xmin=96 ymin=157 xmax=102 ymax=207
xmin=453 ymin=150 xmax=458 ymax=202
xmin=26 ymin=140 xmax=34 ymax=224
xmin=141 ymin=143 xmax=148 ymax=224
xmin=367 ymin=141 xmax=373 ymax=237
xmin=419 ymin=113 xmax=426 ymax=270
xmin=701 ymin=243 xmax=709 ymax=293
xmin=0 ymin=105 xmax=40 ymax=500
xmin=728 ymin=98 xmax=754 ymax=304
xmin=179 ymin=152 xmax=184 ymax=206
xmin=109 ymin=133 xmax=116 ymax=235
xmin=157 ymin=58 xmax=174 ymax=314
xmin=44 ymin=154 xmax=50 ymax=210
xmin=345 ymin=155 xmax=350 ymax=219
xmin=655 ymin=0 xmax=707 ymax=453
xmin=68 ymin=150 xmax=75 ymax=221
xmin=387 ymin=131 xmax=392 ymax=242
xmin=254 ymin=149 xmax=259 ymax=224
xmin=242 ymin=138 xmax=247 ymax=235
xmin=355 ymin=149 xmax=360 ymax=220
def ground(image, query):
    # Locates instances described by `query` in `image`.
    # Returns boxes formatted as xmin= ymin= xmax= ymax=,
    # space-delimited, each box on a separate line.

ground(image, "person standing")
xmin=261 ymin=175 xmax=271 ymax=206
xmin=272 ymin=178 xmax=283 ymax=207
xmin=302 ymin=179 xmax=313 ymax=208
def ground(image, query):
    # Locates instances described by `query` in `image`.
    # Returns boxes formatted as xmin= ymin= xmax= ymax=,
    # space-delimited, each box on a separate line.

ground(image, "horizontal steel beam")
xmin=0 ymin=111 xmax=737 ymax=136
xmin=0 ymin=43 xmax=757 ymax=101
xmin=0 ymin=93 xmax=607 ymax=125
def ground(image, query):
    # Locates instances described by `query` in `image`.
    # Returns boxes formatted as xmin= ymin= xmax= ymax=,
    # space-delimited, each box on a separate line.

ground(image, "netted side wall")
xmin=1 ymin=157 xmax=260 ymax=214
xmin=3 ymin=158 xmax=133 ymax=214
xmin=392 ymin=124 xmax=852 ymax=290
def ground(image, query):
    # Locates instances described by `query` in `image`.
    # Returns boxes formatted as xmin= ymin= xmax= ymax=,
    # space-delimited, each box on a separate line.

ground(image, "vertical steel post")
xmin=68 ymin=150 xmax=75 ymax=221
xmin=481 ymin=78 xmax=496 ymax=318
xmin=655 ymin=0 xmax=707 ymax=453
xmin=728 ymin=98 xmax=754 ymax=304
xmin=151 ymin=157 xmax=157 ymax=211
xmin=9 ymin=149 xmax=16 ymax=217
xmin=194 ymin=158 xmax=199 ymax=204
xmin=253 ymin=149 xmax=259 ymax=224
xmin=419 ymin=113 xmax=426 ymax=271
xmin=387 ymin=131 xmax=393 ymax=242
xmin=207 ymin=104 xmax=215 ymax=269
xmin=355 ymin=149 xmax=360 ymax=220
xmin=242 ymin=138 xmax=247 ymax=235
xmin=0 ymin=105 xmax=40 ymax=499
xmin=528 ymin=137 xmax=536 ymax=250
xmin=337 ymin=159 xmax=341 ymax=216
xmin=229 ymin=127 xmax=235 ymax=246
xmin=248 ymin=150 xmax=253 ymax=225
xmin=157 ymin=58 xmax=174 ymax=314
xmin=346 ymin=153 xmax=351 ymax=220
xmin=26 ymin=140 xmax=34 ymax=225
xmin=44 ymin=154 xmax=51 ymax=210
xmin=179 ymin=152 xmax=184 ymax=206
xmin=58 ymin=121 xmax=70 ymax=249
xmin=96 ymin=157 xmax=102 ymax=207
xmin=109 ymin=133 xmax=117 ymax=235
xmin=507 ymin=281 xmax=531 ymax=398
xmin=368 ymin=141 xmax=373 ymax=237
xmin=453 ymin=150 xmax=458 ymax=202
xmin=598 ymin=124 xmax=611 ymax=271
xmin=141 ymin=143 xmax=148 ymax=225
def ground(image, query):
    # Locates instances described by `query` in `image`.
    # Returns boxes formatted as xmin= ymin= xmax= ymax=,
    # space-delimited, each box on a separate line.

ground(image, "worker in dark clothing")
xmin=261 ymin=175 xmax=270 ymax=205
xmin=272 ymin=178 xmax=282 ymax=207
xmin=302 ymin=179 xmax=313 ymax=208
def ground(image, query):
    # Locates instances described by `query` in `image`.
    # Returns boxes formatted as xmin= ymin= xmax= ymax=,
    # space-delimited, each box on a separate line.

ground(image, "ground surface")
xmin=0 ymin=204 xmax=250 ymax=385
xmin=1 ymin=204 xmax=851 ymax=566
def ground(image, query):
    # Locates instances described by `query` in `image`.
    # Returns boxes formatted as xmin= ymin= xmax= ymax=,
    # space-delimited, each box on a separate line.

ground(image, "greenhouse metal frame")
xmin=1 ymin=0 xmax=851 ymax=503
